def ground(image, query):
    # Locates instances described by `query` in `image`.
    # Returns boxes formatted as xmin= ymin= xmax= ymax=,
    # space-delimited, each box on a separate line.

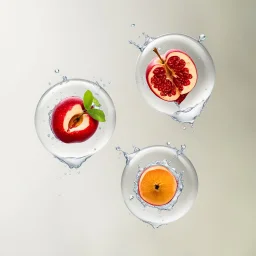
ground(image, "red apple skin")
xmin=51 ymin=97 xmax=98 ymax=143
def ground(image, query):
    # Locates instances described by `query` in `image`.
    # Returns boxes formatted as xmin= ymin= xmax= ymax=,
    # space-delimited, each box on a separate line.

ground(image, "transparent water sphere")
xmin=35 ymin=78 xmax=116 ymax=168
xmin=120 ymin=145 xmax=198 ymax=228
xmin=135 ymin=33 xmax=216 ymax=124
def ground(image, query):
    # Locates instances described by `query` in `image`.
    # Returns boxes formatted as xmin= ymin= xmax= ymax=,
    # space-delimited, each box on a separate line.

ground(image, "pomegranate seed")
xmin=179 ymin=59 xmax=186 ymax=66
xmin=185 ymin=80 xmax=190 ymax=86
xmin=188 ymin=74 xmax=192 ymax=79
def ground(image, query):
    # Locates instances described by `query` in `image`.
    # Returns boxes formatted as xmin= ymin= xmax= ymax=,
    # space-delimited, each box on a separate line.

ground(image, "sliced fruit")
xmin=138 ymin=165 xmax=177 ymax=206
xmin=51 ymin=97 xmax=98 ymax=143
xmin=145 ymin=48 xmax=198 ymax=104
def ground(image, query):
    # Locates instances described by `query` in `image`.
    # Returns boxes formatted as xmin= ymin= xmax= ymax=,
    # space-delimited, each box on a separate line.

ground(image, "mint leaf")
xmin=87 ymin=109 xmax=106 ymax=122
xmin=93 ymin=96 xmax=101 ymax=107
xmin=83 ymin=90 xmax=93 ymax=110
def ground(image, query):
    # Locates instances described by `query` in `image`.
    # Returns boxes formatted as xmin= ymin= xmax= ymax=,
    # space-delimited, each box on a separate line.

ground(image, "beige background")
xmin=0 ymin=0 xmax=255 ymax=255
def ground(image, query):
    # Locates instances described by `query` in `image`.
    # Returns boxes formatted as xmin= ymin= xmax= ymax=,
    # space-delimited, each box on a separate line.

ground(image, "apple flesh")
xmin=51 ymin=97 xmax=98 ymax=143
xmin=146 ymin=49 xmax=198 ymax=104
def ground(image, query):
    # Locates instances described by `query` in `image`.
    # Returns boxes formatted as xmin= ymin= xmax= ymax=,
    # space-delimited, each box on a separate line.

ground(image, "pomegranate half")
xmin=146 ymin=48 xmax=197 ymax=104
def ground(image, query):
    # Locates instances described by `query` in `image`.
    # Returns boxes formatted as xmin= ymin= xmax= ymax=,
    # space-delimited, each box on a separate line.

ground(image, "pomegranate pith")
xmin=146 ymin=48 xmax=198 ymax=104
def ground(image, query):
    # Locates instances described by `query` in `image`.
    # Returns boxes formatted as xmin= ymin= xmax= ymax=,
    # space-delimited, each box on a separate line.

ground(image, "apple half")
xmin=146 ymin=48 xmax=198 ymax=104
xmin=51 ymin=97 xmax=98 ymax=143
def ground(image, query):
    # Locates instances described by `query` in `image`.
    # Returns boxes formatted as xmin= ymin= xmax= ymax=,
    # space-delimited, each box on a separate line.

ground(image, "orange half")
xmin=138 ymin=165 xmax=177 ymax=206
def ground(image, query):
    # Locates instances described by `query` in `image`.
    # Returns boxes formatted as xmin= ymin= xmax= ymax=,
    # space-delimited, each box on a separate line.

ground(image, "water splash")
xmin=116 ymin=146 xmax=133 ymax=163
xmin=133 ymin=159 xmax=184 ymax=211
xmin=171 ymin=97 xmax=211 ymax=124
xmin=166 ymin=143 xmax=186 ymax=157
xmin=132 ymin=145 xmax=140 ymax=152
xmin=198 ymin=34 xmax=206 ymax=43
xmin=94 ymin=79 xmax=110 ymax=89
xmin=177 ymin=144 xmax=186 ymax=156
xmin=55 ymin=155 xmax=92 ymax=169
xmin=129 ymin=33 xmax=156 ymax=52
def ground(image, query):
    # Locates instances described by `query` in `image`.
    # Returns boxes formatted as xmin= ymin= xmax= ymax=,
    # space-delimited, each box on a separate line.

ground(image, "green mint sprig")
xmin=83 ymin=90 xmax=106 ymax=122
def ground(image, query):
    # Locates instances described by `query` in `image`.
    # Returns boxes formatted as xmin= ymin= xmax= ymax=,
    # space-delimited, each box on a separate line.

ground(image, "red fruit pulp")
xmin=146 ymin=49 xmax=198 ymax=104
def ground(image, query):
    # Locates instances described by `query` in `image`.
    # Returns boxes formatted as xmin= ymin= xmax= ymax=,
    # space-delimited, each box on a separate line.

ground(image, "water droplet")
xmin=133 ymin=146 xmax=140 ymax=152
xmin=62 ymin=76 xmax=67 ymax=81
xmin=47 ymin=134 xmax=50 ymax=137
xmin=181 ymin=144 xmax=186 ymax=150
xmin=54 ymin=69 xmax=59 ymax=73
xmin=116 ymin=147 xmax=121 ymax=151
xmin=131 ymin=24 xmax=135 ymax=27
xmin=183 ymin=126 xmax=186 ymax=130
xmin=166 ymin=142 xmax=171 ymax=146
xmin=129 ymin=195 xmax=134 ymax=200
xmin=48 ymin=82 xmax=51 ymax=85
xmin=198 ymin=34 xmax=206 ymax=43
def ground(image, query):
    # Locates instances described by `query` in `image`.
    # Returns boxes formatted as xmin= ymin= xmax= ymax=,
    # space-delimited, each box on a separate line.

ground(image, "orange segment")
xmin=138 ymin=165 xmax=177 ymax=206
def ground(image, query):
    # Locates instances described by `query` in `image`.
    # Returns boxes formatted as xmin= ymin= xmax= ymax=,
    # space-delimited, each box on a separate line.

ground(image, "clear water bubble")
xmin=134 ymin=33 xmax=215 ymax=124
xmin=131 ymin=24 xmax=135 ymax=27
xmin=54 ymin=69 xmax=60 ymax=73
xmin=35 ymin=79 xmax=116 ymax=168
xmin=119 ymin=144 xmax=198 ymax=228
